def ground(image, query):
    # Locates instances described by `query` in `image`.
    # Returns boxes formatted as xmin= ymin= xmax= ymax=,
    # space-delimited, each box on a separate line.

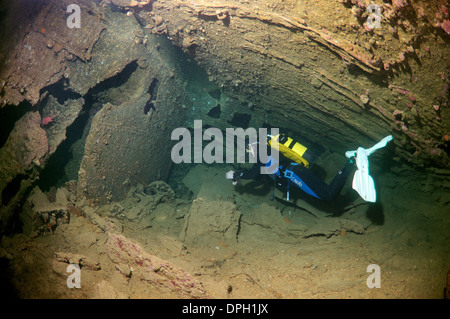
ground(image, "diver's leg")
xmin=294 ymin=162 xmax=354 ymax=201
xmin=323 ymin=162 xmax=354 ymax=200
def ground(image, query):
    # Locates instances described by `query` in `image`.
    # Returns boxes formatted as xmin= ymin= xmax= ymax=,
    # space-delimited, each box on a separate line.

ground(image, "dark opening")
xmin=1 ymin=174 xmax=26 ymax=206
xmin=145 ymin=77 xmax=159 ymax=115
xmin=36 ymin=109 xmax=89 ymax=191
xmin=37 ymin=61 xmax=139 ymax=190
xmin=91 ymin=60 xmax=139 ymax=99
xmin=0 ymin=100 xmax=32 ymax=149
xmin=144 ymin=101 xmax=155 ymax=115
xmin=229 ymin=112 xmax=251 ymax=128
xmin=39 ymin=78 xmax=82 ymax=105
xmin=207 ymin=104 xmax=221 ymax=119
xmin=148 ymin=77 xmax=159 ymax=96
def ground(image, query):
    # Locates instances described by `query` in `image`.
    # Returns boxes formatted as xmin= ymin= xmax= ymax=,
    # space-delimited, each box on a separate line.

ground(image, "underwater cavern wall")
xmin=0 ymin=0 xmax=449 ymax=233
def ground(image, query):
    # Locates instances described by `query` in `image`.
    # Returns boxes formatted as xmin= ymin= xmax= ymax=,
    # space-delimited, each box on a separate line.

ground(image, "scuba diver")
xmin=226 ymin=133 xmax=393 ymax=203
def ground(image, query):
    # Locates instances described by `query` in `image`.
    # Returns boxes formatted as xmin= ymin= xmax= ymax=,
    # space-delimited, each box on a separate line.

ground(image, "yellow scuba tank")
xmin=268 ymin=134 xmax=316 ymax=167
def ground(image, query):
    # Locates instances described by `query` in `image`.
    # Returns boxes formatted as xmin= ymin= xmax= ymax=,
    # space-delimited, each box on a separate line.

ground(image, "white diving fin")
xmin=345 ymin=135 xmax=393 ymax=202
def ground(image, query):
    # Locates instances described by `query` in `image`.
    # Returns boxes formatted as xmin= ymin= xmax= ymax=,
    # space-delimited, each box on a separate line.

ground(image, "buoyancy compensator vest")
xmin=267 ymin=134 xmax=317 ymax=167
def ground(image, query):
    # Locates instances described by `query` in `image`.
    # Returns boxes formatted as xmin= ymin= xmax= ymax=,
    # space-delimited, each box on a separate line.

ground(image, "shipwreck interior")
xmin=0 ymin=0 xmax=449 ymax=299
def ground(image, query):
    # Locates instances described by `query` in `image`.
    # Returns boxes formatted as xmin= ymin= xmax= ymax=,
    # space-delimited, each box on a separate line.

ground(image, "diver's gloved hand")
xmin=226 ymin=170 xmax=242 ymax=185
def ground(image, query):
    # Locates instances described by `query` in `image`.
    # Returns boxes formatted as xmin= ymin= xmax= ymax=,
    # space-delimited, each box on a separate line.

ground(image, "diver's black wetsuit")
xmin=236 ymin=157 xmax=355 ymax=201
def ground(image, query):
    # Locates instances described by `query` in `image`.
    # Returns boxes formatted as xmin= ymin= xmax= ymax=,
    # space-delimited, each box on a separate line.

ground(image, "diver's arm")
xmin=226 ymin=163 xmax=261 ymax=184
